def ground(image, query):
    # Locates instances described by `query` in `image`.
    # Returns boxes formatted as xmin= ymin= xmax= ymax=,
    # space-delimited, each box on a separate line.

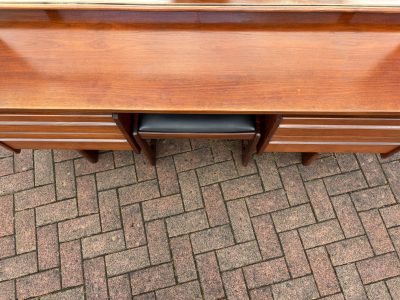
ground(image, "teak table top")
xmin=0 ymin=6 xmax=399 ymax=115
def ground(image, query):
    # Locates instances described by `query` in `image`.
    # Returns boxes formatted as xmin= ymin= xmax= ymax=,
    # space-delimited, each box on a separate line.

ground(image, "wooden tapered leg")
xmin=380 ymin=146 xmax=400 ymax=159
xmin=242 ymin=133 xmax=261 ymax=166
xmin=133 ymin=133 xmax=156 ymax=166
xmin=302 ymin=152 xmax=319 ymax=166
xmin=0 ymin=141 xmax=21 ymax=154
xmin=78 ymin=150 xmax=99 ymax=163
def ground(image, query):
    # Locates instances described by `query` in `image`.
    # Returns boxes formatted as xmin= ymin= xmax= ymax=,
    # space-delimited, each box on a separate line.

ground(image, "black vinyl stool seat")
xmin=139 ymin=114 xmax=256 ymax=133
xmin=133 ymin=113 xmax=261 ymax=166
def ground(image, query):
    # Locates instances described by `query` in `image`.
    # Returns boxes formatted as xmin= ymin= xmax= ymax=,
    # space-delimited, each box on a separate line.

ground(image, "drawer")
xmin=5 ymin=139 xmax=132 ymax=150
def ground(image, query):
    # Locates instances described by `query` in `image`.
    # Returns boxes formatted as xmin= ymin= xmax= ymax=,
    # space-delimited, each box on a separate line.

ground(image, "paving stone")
xmin=156 ymin=139 xmax=191 ymax=158
xmin=196 ymin=160 xmax=238 ymax=186
xmin=244 ymin=257 xmax=290 ymax=289
xmin=14 ymin=149 xmax=33 ymax=173
xmin=0 ymin=194 xmax=14 ymax=237
xmin=336 ymin=264 xmax=368 ymax=300
xmin=227 ymin=199 xmax=255 ymax=243
xmin=36 ymin=198 xmax=78 ymax=226
xmin=255 ymin=154 xmax=282 ymax=191
xmin=15 ymin=209 xmax=36 ymax=254
xmin=249 ymin=286 xmax=273 ymax=300
xmin=0 ymin=236 xmax=15 ymax=259
xmin=202 ymin=184 xmax=229 ymax=227
xmin=37 ymin=224 xmax=59 ymax=270
xmin=41 ymin=286 xmax=85 ymax=300
xmin=55 ymin=160 xmax=76 ymax=200
xmin=0 ymin=157 xmax=14 ymax=177
xmin=386 ymin=277 xmax=400 ymax=299
xmin=174 ymin=148 xmax=214 ymax=172
xmin=0 ymin=280 xmax=15 ymax=300
xmin=271 ymin=203 xmax=316 ymax=232
xmin=327 ymin=236 xmax=374 ymax=266
xmin=156 ymin=280 xmax=202 ymax=300
xmin=351 ymin=185 xmax=396 ymax=211
xmin=134 ymin=153 xmax=157 ymax=182
xmin=53 ymin=150 xmax=81 ymax=162
xmin=146 ymin=219 xmax=171 ymax=264
xmin=335 ymin=153 xmax=359 ymax=172
xmin=252 ymin=214 xmax=282 ymax=259
xmin=58 ymin=214 xmax=101 ymax=242
xmin=280 ymin=165 xmax=309 ymax=205
xmin=331 ymin=194 xmax=364 ymax=238
xmin=170 ymin=235 xmax=197 ymax=283
xmin=34 ymin=150 xmax=54 ymax=186
xmin=81 ymin=230 xmax=125 ymax=259
xmin=380 ymin=204 xmax=400 ymax=228
xmin=105 ymin=246 xmax=150 ymax=276
xmin=130 ymin=263 xmax=175 ymax=296
xmin=222 ymin=269 xmax=249 ymax=300
xmin=98 ymin=189 xmax=122 ymax=231
xmin=299 ymin=156 xmax=341 ymax=181
xmin=166 ymin=209 xmax=208 ymax=237
xmin=74 ymin=152 xmax=114 ymax=176
xmin=356 ymin=253 xmax=400 ymax=284
xmin=0 ymin=170 xmax=34 ymax=196
xmin=96 ymin=165 xmax=137 ymax=191
xmin=119 ymin=179 xmax=160 ymax=205
xmin=14 ymin=184 xmax=56 ymax=211
xmin=305 ymin=179 xmax=335 ymax=221
xmin=84 ymin=257 xmax=108 ymax=300
xmin=16 ymin=269 xmax=61 ymax=299
xmin=356 ymin=153 xmax=387 ymax=187
xmin=196 ymin=252 xmax=225 ymax=299
xmin=271 ymin=275 xmax=319 ymax=300
xmin=324 ymin=170 xmax=367 ymax=196
xmin=191 ymin=224 xmax=235 ymax=254
xmin=298 ymin=219 xmax=344 ymax=249
xmin=156 ymin=156 xmax=179 ymax=196
xmin=217 ymin=241 xmax=262 ymax=271
xmin=60 ymin=240 xmax=83 ymax=288
xmin=382 ymin=161 xmax=400 ymax=200
xmin=179 ymin=170 xmax=203 ymax=211
xmin=0 ymin=252 xmax=37 ymax=281
xmin=275 ymin=152 xmax=301 ymax=167
xmin=365 ymin=281 xmax=392 ymax=300
xmin=113 ymin=150 xmax=134 ymax=167
xmin=221 ymin=174 xmax=263 ymax=201
xmin=108 ymin=274 xmax=132 ymax=300
xmin=142 ymin=194 xmax=184 ymax=221
xmin=121 ymin=204 xmax=146 ymax=248
xmin=76 ymin=174 xmax=98 ymax=215
xmin=390 ymin=227 xmax=400 ymax=255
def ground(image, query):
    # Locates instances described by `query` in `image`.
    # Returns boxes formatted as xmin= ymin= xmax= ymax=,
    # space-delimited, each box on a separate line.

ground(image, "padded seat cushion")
xmin=139 ymin=114 xmax=256 ymax=133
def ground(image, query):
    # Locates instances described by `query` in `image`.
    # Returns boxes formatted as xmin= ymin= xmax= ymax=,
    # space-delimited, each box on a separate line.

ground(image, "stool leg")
xmin=78 ymin=150 xmax=99 ymax=164
xmin=242 ymin=133 xmax=261 ymax=166
xmin=302 ymin=152 xmax=319 ymax=166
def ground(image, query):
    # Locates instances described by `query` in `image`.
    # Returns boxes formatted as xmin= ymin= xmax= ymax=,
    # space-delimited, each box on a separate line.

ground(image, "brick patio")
xmin=0 ymin=139 xmax=400 ymax=299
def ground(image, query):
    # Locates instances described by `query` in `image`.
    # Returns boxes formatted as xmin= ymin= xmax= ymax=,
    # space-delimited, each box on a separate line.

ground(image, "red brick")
xmin=60 ymin=240 xmax=83 ymax=288
xmin=217 ymin=241 xmax=262 ymax=271
xmin=40 ymin=286 xmax=85 ymax=300
xmin=279 ymin=165 xmax=309 ymax=205
xmin=351 ymin=186 xmax=396 ymax=211
xmin=357 ymin=153 xmax=387 ymax=187
xmin=170 ymin=235 xmax=197 ymax=283
xmin=327 ymin=236 xmax=374 ymax=266
xmin=156 ymin=156 xmax=179 ymax=196
xmin=55 ymin=160 xmax=76 ymax=200
xmin=280 ymin=230 xmax=311 ymax=278
xmin=359 ymin=210 xmax=394 ymax=255
xmin=142 ymin=194 xmax=184 ymax=221
xmin=307 ymin=247 xmax=341 ymax=296
xmin=222 ymin=269 xmax=249 ymax=300
xmin=202 ymin=184 xmax=229 ymax=227
xmin=0 ymin=280 xmax=15 ymax=300
xmin=356 ymin=253 xmax=400 ymax=284
xmin=191 ymin=225 xmax=235 ymax=254
xmin=271 ymin=203 xmax=316 ymax=232
xmin=0 ymin=157 xmax=14 ymax=177
xmin=58 ymin=214 xmax=101 ymax=242
xmin=324 ymin=170 xmax=367 ymax=196
xmin=197 ymin=160 xmax=238 ymax=186
xmin=249 ymin=287 xmax=273 ymax=300
xmin=179 ymin=170 xmax=203 ymax=211
xmin=336 ymin=264 xmax=367 ymax=299
xmin=134 ymin=153 xmax=157 ymax=182
xmin=15 ymin=209 xmax=36 ymax=254
xmin=130 ymin=263 xmax=175 ymax=295
xmin=331 ymin=194 xmax=364 ymax=238
xmin=146 ymin=219 xmax=171 ymax=264
xmin=227 ymin=199 xmax=255 ymax=243
xmin=166 ymin=209 xmax=208 ymax=237
xmin=37 ymin=224 xmax=59 ymax=270
xmin=14 ymin=149 xmax=33 ymax=173
xmin=99 ymin=189 xmax=122 ymax=231
xmin=74 ymin=152 xmax=114 ymax=176
xmin=119 ymin=180 xmax=160 ymax=205
xmin=271 ymin=275 xmax=319 ymax=300
xmin=299 ymin=219 xmax=344 ymax=249
xmin=34 ymin=150 xmax=54 ymax=186
xmin=82 ymin=230 xmax=125 ymax=259
xmin=108 ymin=274 xmax=132 ymax=300
xmin=96 ymin=165 xmax=137 ymax=191
xmin=252 ymin=214 xmax=282 ymax=259
xmin=255 ymin=154 xmax=282 ymax=191
xmin=0 ymin=195 xmax=14 ymax=237
xmin=156 ymin=281 xmax=202 ymax=299
xmin=0 ymin=170 xmax=33 ymax=196
xmin=84 ymin=257 xmax=109 ymax=300
xmin=36 ymin=198 xmax=78 ymax=226
xmin=196 ymin=252 xmax=225 ymax=299
xmin=14 ymin=184 xmax=56 ymax=211
xmin=380 ymin=204 xmax=400 ymax=228
xmin=76 ymin=175 xmax=98 ymax=215
xmin=365 ymin=281 xmax=391 ymax=300
xmin=113 ymin=150 xmax=134 ymax=167
xmin=122 ymin=204 xmax=146 ymax=248
xmin=0 ymin=252 xmax=37 ymax=281
xmin=221 ymin=175 xmax=263 ymax=201
xmin=299 ymin=156 xmax=341 ymax=181
xmin=244 ymin=257 xmax=290 ymax=289
xmin=16 ymin=269 xmax=61 ymax=299
xmin=173 ymin=148 xmax=214 ymax=173
xmin=0 ymin=236 xmax=15 ymax=259
xmin=386 ymin=277 xmax=400 ymax=299
xmin=305 ymin=179 xmax=335 ymax=221
xmin=105 ymin=246 xmax=150 ymax=276
xmin=246 ymin=189 xmax=289 ymax=217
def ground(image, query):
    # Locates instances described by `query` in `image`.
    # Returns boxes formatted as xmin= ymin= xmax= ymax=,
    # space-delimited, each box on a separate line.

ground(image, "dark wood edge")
xmin=0 ymin=141 xmax=21 ymax=154
xmin=380 ymin=146 xmax=400 ymax=159
xmin=112 ymin=113 xmax=140 ymax=154
xmin=140 ymin=132 xmax=255 ymax=139
xmin=301 ymin=152 xmax=319 ymax=166
xmin=257 ymin=114 xmax=282 ymax=154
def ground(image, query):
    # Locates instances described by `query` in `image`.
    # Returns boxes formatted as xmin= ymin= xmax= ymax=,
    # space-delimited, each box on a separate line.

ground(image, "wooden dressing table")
xmin=0 ymin=0 xmax=400 ymax=163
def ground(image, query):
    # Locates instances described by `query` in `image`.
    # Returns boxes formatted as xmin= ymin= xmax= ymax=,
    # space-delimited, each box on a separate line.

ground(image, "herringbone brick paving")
xmin=0 ymin=139 xmax=400 ymax=299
